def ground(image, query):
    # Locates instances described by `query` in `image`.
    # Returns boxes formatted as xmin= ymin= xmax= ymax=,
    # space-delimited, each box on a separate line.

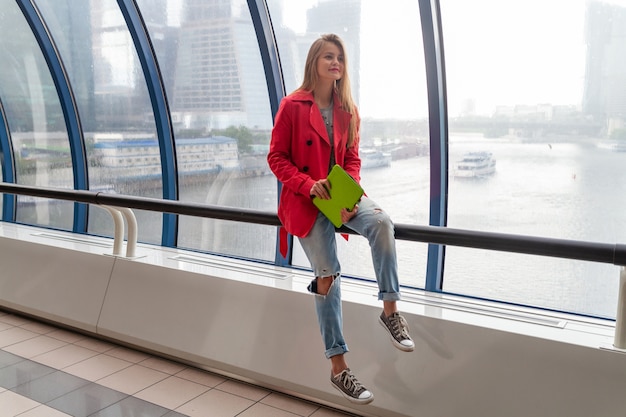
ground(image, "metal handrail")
xmin=2 ymin=182 xmax=626 ymax=349
xmin=2 ymin=182 xmax=626 ymax=266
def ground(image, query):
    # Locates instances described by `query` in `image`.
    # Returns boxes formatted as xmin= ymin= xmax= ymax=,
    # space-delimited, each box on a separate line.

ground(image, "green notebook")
xmin=313 ymin=164 xmax=364 ymax=227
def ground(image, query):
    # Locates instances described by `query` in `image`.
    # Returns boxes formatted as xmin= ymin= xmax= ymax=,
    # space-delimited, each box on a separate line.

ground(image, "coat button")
xmin=303 ymin=166 xmax=309 ymax=172
xmin=306 ymin=140 xmax=313 ymax=145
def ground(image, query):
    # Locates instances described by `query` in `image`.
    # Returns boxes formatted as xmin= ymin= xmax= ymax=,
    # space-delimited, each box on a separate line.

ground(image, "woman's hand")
xmin=340 ymin=204 xmax=358 ymax=223
xmin=310 ymin=179 xmax=331 ymax=200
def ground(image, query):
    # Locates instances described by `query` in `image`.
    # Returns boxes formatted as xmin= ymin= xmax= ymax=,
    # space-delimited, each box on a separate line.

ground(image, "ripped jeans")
xmin=298 ymin=197 xmax=401 ymax=359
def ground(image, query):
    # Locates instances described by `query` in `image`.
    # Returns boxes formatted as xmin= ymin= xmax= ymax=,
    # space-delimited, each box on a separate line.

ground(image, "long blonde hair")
xmin=297 ymin=34 xmax=358 ymax=147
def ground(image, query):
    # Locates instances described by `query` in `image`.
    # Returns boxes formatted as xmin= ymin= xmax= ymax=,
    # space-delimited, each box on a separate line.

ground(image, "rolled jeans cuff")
xmin=325 ymin=344 xmax=349 ymax=359
xmin=378 ymin=291 xmax=401 ymax=302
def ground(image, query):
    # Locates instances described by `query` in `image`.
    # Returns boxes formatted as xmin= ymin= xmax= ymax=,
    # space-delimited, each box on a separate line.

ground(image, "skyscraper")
xmin=90 ymin=0 xmax=169 ymax=131
xmin=171 ymin=0 xmax=271 ymax=131
xmin=583 ymin=1 xmax=626 ymax=134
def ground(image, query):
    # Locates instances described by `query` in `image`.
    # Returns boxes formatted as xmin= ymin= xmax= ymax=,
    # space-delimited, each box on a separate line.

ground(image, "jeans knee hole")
xmin=311 ymin=275 xmax=336 ymax=296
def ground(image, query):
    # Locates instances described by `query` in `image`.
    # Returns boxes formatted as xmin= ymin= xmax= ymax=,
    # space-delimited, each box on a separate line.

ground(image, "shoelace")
xmin=389 ymin=313 xmax=411 ymax=339
xmin=339 ymin=370 xmax=364 ymax=394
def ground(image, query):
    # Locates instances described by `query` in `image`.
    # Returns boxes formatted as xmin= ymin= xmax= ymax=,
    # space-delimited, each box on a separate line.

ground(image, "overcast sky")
xmin=280 ymin=0 xmax=591 ymax=119
xmin=164 ymin=0 xmax=626 ymax=119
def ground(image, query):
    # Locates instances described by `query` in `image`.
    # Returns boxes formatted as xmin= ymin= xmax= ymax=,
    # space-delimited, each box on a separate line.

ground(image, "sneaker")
xmin=379 ymin=312 xmax=415 ymax=352
xmin=330 ymin=368 xmax=374 ymax=405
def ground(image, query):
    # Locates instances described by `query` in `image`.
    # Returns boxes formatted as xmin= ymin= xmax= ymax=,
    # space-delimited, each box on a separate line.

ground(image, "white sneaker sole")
xmin=378 ymin=316 xmax=415 ymax=352
xmin=331 ymin=380 xmax=374 ymax=405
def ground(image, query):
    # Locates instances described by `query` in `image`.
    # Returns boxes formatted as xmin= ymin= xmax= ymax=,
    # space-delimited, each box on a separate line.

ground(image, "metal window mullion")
xmin=419 ymin=0 xmax=449 ymax=292
xmin=247 ymin=0 xmax=290 ymax=266
xmin=16 ymin=0 xmax=89 ymax=233
xmin=0 ymin=96 xmax=16 ymax=221
xmin=116 ymin=0 xmax=178 ymax=247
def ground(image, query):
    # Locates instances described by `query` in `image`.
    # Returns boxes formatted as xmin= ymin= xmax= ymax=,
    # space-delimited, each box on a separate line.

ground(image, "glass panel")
xmin=137 ymin=0 xmax=277 ymax=261
xmin=35 ymin=0 xmax=163 ymax=244
xmin=0 ymin=111 xmax=4 ymax=217
xmin=442 ymin=0 xmax=625 ymax=317
xmin=0 ymin=0 xmax=73 ymax=229
xmin=268 ymin=0 xmax=430 ymax=288
xmin=0 ymin=100 xmax=7 ymax=220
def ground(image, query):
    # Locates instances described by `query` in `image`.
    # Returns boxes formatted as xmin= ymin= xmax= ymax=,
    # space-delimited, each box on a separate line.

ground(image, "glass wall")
xmin=0 ymin=97 xmax=9 ymax=220
xmin=137 ymin=0 xmax=277 ymax=261
xmin=441 ymin=0 xmax=626 ymax=317
xmin=31 ymin=0 xmax=163 ymax=242
xmin=269 ymin=0 xmax=431 ymax=287
xmin=2 ymin=0 xmax=625 ymax=319
xmin=0 ymin=0 xmax=73 ymax=230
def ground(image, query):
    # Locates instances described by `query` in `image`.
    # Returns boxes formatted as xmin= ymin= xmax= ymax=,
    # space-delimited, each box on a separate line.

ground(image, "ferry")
xmin=453 ymin=151 xmax=496 ymax=178
xmin=360 ymin=147 xmax=392 ymax=169
xmin=597 ymin=140 xmax=626 ymax=152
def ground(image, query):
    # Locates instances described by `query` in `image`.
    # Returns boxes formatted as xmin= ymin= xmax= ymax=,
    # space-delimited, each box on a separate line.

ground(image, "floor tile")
xmin=88 ymin=395 xmax=173 ymax=417
xmin=175 ymin=388 xmax=254 ymax=417
xmin=0 ymin=314 xmax=31 ymax=326
xmin=139 ymin=357 xmax=187 ymax=375
xmin=262 ymin=392 xmax=320 ymax=416
xmin=13 ymin=370 xmax=90 ymax=404
xmin=0 ymin=350 xmax=24 ymax=368
xmin=0 ymin=327 xmax=39 ymax=348
xmin=215 ymin=379 xmax=270 ymax=401
xmin=0 ymin=390 xmax=40 ymax=416
xmin=0 ymin=359 xmax=56 ymax=389
xmin=46 ymin=382 xmax=128 ymax=416
xmin=162 ymin=411 xmax=192 ymax=417
xmin=46 ymin=328 xmax=87 ymax=344
xmin=3 ymin=334 xmax=68 ymax=359
xmin=31 ymin=343 xmax=101 ymax=369
xmin=105 ymin=346 xmax=151 ymax=363
xmin=73 ymin=337 xmax=116 ymax=353
xmin=310 ymin=407 xmax=359 ymax=416
xmin=175 ymin=367 xmax=227 ymax=387
xmin=63 ymin=353 xmax=132 ymax=381
xmin=237 ymin=402 xmax=300 ymax=417
xmin=17 ymin=404 xmax=73 ymax=416
xmin=134 ymin=375 xmax=209 ymax=410
xmin=0 ymin=321 xmax=13 ymax=332
xmin=20 ymin=321 xmax=57 ymax=334
xmin=97 ymin=364 xmax=169 ymax=395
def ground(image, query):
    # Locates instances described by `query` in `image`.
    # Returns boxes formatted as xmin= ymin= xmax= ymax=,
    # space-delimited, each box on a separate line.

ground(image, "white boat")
xmin=360 ymin=148 xmax=391 ymax=169
xmin=597 ymin=140 xmax=626 ymax=152
xmin=453 ymin=151 xmax=496 ymax=178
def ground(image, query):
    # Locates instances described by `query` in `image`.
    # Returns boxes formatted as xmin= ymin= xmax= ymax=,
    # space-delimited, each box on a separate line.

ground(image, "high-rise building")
xmin=583 ymin=1 xmax=626 ymax=134
xmin=171 ymin=0 xmax=271 ymax=131
xmin=91 ymin=0 xmax=169 ymax=131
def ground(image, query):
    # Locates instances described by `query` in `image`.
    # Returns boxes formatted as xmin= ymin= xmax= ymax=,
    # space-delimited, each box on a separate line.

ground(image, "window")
xmin=268 ymin=0 xmax=430 ymax=287
xmin=35 ymin=0 xmax=163 ymax=243
xmin=0 ymin=0 xmax=73 ymax=230
xmin=138 ymin=0 xmax=276 ymax=261
xmin=441 ymin=0 xmax=625 ymax=317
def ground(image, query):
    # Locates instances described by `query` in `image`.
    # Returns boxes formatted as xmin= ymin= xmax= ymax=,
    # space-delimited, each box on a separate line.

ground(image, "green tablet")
xmin=312 ymin=164 xmax=364 ymax=227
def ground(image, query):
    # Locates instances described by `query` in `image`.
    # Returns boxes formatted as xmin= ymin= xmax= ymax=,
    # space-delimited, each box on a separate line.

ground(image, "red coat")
xmin=268 ymin=90 xmax=361 ymax=238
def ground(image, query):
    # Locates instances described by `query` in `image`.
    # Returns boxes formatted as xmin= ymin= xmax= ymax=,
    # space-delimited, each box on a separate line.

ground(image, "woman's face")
xmin=316 ymin=42 xmax=344 ymax=84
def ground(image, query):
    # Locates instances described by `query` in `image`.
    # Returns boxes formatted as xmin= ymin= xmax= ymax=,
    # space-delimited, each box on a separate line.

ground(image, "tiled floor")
xmin=0 ymin=310 xmax=359 ymax=417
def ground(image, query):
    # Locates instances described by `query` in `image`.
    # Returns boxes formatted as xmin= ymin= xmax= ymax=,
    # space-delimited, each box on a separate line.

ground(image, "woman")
xmin=267 ymin=34 xmax=414 ymax=405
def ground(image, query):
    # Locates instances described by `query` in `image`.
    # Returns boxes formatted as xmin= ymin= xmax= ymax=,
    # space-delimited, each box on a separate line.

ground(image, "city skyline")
xmin=1 ymin=0 xmax=624 ymax=134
